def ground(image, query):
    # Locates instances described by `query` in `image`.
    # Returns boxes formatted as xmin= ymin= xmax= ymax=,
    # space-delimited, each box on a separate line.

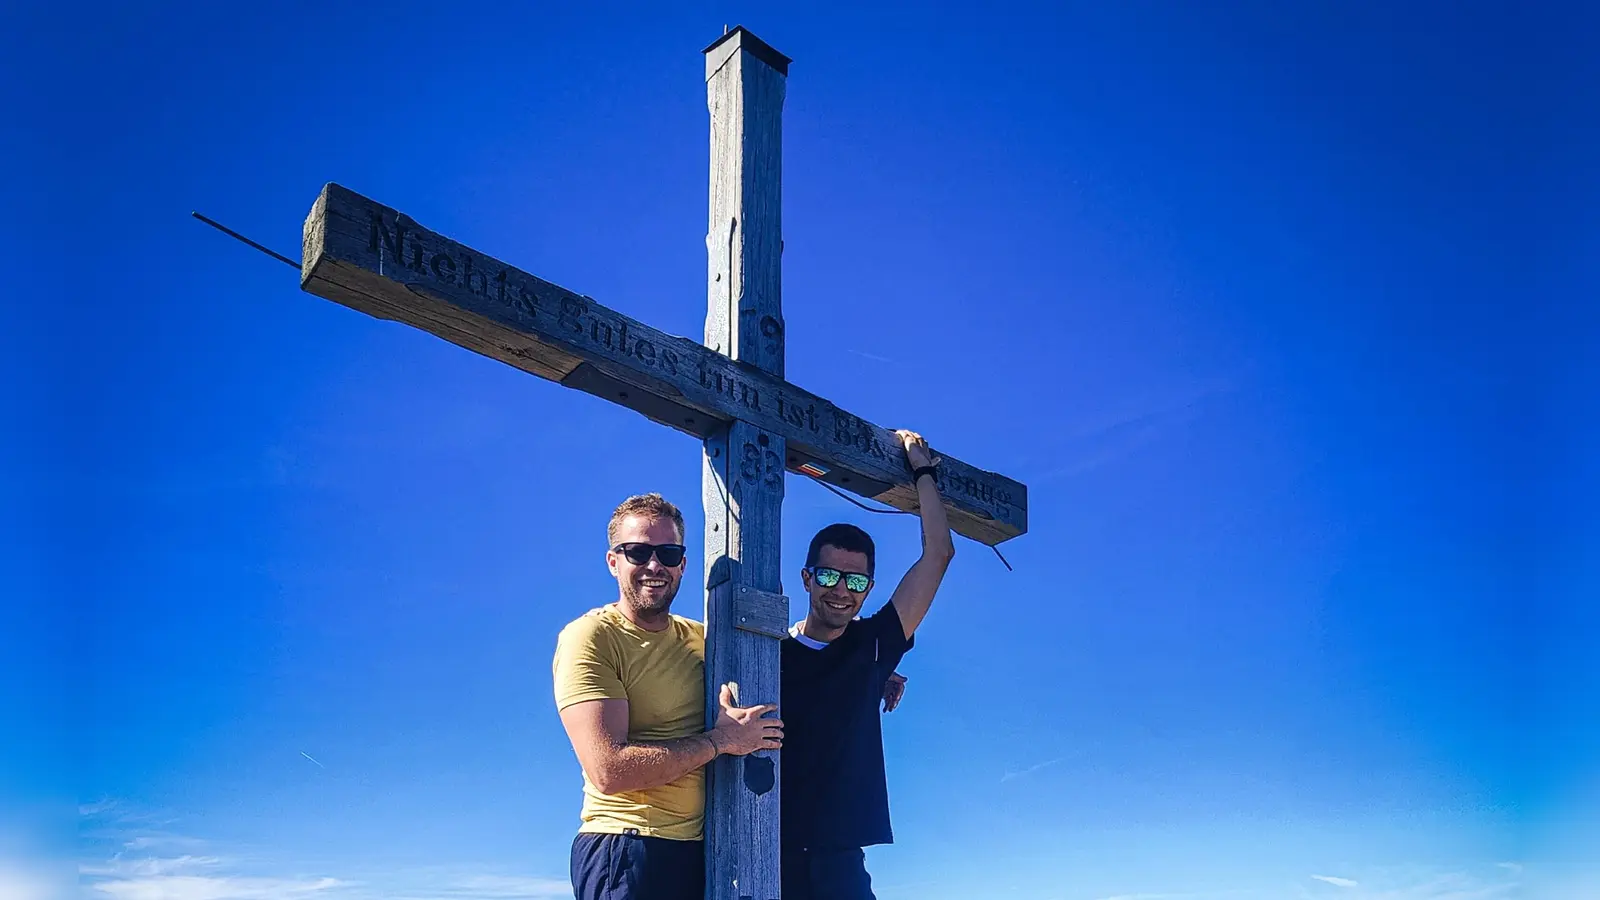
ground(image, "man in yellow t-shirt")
xmin=553 ymin=493 xmax=783 ymax=900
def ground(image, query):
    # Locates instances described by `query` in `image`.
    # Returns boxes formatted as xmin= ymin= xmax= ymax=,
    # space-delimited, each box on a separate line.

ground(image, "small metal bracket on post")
xmin=732 ymin=586 xmax=789 ymax=639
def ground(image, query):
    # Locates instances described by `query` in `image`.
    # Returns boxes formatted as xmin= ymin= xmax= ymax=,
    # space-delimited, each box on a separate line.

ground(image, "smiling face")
xmin=607 ymin=514 xmax=685 ymax=625
xmin=801 ymin=543 xmax=875 ymax=633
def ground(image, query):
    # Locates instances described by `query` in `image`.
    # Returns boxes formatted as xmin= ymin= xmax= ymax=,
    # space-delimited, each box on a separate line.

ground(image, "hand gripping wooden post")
xmin=293 ymin=27 xmax=1028 ymax=900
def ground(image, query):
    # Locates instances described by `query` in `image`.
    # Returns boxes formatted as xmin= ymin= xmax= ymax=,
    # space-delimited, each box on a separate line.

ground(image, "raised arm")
xmin=887 ymin=430 xmax=956 ymax=639
xmin=559 ymin=684 xmax=782 ymax=795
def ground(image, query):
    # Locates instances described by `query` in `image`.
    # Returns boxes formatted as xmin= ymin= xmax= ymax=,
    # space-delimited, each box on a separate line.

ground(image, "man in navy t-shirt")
xmin=780 ymin=430 xmax=955 ymax=900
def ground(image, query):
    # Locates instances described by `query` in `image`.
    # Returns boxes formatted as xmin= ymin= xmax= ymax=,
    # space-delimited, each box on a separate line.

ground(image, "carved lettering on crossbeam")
xmin=302 ymin=184 xmax=1027 ymax=545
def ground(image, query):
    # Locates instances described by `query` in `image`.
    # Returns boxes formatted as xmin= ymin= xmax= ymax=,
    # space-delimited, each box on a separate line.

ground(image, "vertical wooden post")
xmin=702 ymin=25 xmax=790 ymax=900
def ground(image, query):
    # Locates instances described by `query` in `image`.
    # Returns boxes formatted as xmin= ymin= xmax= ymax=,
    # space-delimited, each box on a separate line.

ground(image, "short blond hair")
xmin=607 ymin=493 xmax=686 ymax=546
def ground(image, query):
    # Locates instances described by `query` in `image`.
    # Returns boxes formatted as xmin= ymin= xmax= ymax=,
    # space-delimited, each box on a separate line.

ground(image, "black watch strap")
xmin=911 ymin=465 xmax=939 ymax=484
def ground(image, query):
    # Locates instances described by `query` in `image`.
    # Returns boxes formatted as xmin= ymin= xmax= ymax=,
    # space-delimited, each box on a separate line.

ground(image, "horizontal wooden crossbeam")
xmin=300 ymin=183 xmax=1028 ymax=545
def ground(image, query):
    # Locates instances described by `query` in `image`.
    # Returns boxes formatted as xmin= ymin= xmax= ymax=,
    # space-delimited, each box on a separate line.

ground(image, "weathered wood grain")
xmin=731 ymin=586 xmax=789 ymax=640
xmin=701 ymin=26 xmax=788 ymax=900
xmin=705 ymin=27 xmax=786 ymax=380
xmin=702 ymin=423 xmax=785 ymax=900
xmin=300 ymin=182 xmax=1028 ymax=545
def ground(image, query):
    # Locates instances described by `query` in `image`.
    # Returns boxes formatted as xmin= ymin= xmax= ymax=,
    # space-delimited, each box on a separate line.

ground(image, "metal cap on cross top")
xmin=704 ymin=25 xmax=792 ymax=77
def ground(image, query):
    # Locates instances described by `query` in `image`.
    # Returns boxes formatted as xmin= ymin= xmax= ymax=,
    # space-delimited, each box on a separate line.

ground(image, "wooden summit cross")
xmin=295 ymin=26 xmax=1027 ymax=900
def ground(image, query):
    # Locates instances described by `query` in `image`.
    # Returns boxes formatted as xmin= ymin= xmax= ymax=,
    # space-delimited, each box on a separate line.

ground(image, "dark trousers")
xmin=781 ymin=846 xmax=875 ymax=900
xmin=570 ymin=832 xmax=704 ymax=900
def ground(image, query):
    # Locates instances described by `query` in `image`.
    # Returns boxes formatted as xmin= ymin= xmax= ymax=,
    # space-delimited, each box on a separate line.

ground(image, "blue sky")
xmin=5 ymin=1 xmax=1594 ymax=899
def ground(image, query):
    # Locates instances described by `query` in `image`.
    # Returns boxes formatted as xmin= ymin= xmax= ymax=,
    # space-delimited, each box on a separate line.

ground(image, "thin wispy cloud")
xmin=79 ymin=800 xmax=178 ymax=830
xmin=78 ymin=852 xmax=576 ymax=900
xmin=356 ymin=873 xmax=572 ymax=900
xmin=120 ymin=834 xmax=211 ymax=853
xmin=301 ymin=751 xmax=326 ymax=768
xmin=1092 ymin=890 xmax=1256 ymax=900
xmin=1031 ymin=375 xmax=1236 ymax=482
xmin=77 ymin=801 xmax=571 ymax=900
xmin=1001 ymin=757 xmax=1064 ymax=783
xmin=79 ymin=801 xmax=204 ymax=860
xmin=844 ymin=347 xmax=894 ymax=364
xmin=89 ymin=872 xmax=349 ymax=900
xmin=1065 ymin=376 xmax=1236 ymax=441
xmin=440 ymin=875 xmax=572 ymax=899
xmin=80 ymin=848 xmax=348 ymax=900
xmin=1493 ymin=863 xmax=1521 ymax=874
xmin=1293 ymin=865 xmax=1521 ymax=900
xmin=81 ymin=856 xmax=229 ymax=878
xmin=1098 ymin=864 xmax=1522 ymax=900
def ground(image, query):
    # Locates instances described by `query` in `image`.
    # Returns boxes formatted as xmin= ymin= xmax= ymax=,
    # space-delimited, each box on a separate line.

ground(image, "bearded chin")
xmin=625 ymin=579 xmax=678 ymax=613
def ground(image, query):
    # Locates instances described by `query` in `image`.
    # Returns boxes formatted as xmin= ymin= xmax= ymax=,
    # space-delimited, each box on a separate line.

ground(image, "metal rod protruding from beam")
xmin=192 ymin=211 xmax=300 ymax=270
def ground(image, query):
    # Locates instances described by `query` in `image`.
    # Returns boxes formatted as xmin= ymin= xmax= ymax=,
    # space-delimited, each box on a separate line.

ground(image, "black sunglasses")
xmin=807 ymin=566 xmax=871 ymax=593
xmin=613 ymin=542 xmax=687 ymax=567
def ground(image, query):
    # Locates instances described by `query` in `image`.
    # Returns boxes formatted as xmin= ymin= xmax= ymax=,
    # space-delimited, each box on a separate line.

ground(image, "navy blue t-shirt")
xmin=779 ymin=602 xmax=914 ymax=851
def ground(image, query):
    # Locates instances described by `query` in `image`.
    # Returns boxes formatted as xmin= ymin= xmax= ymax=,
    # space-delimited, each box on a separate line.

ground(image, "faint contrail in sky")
xmin=1001 ymin=757 xmax=1063 ymax=783
xmin=301 ymin=752 xmax=325 ymax=768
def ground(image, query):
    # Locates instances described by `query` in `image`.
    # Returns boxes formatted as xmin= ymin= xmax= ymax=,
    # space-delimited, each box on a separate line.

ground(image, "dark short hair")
xmin=608 ymin=493 xmax=686 ymax=546
xmin=805 ymin=523 xmax=875 ymax=576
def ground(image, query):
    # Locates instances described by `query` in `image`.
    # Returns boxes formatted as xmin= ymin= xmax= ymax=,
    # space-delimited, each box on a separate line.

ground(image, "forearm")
xmin=887 ymin=473 xmax=955 ymax=636
xmin=598 ymin=732 xmax=719 ymax=794
xmin=916 ymin=474 xmax=955 ymax=561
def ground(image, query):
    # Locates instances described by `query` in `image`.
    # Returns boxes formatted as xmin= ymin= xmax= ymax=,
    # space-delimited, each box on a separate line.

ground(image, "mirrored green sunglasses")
xmin=808 ymin=566 xmax=870 ymax=593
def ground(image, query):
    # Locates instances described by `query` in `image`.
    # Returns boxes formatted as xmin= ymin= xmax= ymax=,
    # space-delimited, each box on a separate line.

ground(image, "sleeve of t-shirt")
xmin=866 ymin=601 xmax=915 ymax=679
xmin=552 ymin=615 xmax=626 ymax=711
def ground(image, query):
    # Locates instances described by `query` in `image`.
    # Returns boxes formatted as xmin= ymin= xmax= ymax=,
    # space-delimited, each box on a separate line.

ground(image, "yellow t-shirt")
xmin=552 ymin=604 xmax=707 ymax=841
